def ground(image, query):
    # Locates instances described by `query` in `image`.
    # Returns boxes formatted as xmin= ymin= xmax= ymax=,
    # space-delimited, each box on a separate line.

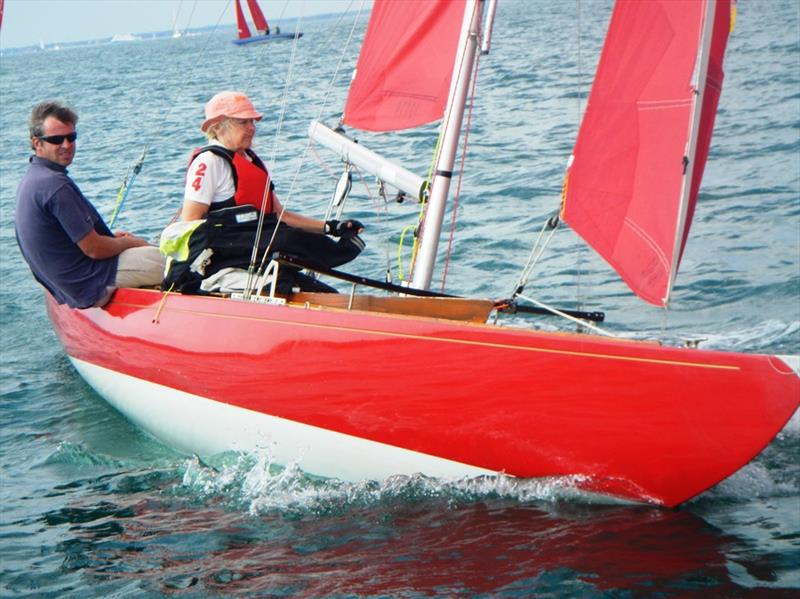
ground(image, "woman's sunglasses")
xmin=37 ymin=131 xmax=78 ymax=145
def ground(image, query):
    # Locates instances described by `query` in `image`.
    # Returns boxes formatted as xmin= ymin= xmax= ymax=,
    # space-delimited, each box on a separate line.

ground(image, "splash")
xmin=700 ymin=320 xmax=800 ymax=352
xmin=176 ymin=446 xmax=625 ymax=518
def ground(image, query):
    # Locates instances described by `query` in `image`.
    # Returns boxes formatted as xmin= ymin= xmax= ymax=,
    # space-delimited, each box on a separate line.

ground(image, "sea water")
xmin=1 ymin=1 xmax=798 ymax=596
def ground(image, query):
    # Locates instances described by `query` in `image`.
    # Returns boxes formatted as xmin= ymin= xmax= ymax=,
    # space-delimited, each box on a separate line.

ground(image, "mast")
xmin=411 ymin=0 xmax=483 ymax=290
xmin=481 ymin=0 xmax=497 ymax=54
xmin=664 ymin=0 xmax=717 ymax=305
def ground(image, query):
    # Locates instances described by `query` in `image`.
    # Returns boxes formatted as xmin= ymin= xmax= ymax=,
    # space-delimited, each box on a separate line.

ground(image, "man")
xmin=15 ymin=101 xmax=165 ymax=309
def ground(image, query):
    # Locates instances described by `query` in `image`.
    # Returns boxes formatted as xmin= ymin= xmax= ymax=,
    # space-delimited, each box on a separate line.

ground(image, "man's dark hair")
xmin=29 ymin=101 xmax=78 ymax=149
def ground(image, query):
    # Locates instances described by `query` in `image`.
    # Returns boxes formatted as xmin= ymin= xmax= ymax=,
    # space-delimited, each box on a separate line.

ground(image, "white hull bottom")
xmin=69 ymin=357 xmax=496 ymax=482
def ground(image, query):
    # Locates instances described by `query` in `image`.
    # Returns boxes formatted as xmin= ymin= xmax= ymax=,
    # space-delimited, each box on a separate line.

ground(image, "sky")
xmin=0 ymin=0 xmax=361 ymax=49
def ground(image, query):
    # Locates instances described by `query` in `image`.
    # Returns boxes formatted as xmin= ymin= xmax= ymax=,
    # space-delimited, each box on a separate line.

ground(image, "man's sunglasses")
xmin=37 ymin=132 xmax=78 ymax=145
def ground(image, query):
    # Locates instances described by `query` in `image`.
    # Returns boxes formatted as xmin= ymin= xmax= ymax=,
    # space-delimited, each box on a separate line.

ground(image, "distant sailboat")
xmin=233 ymin=0 xmax=302 ymax=45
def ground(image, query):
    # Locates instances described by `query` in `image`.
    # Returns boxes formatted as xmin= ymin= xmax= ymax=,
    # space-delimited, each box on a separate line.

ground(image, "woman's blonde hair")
xmin=204 ymin=118 xmax=231 ymax=141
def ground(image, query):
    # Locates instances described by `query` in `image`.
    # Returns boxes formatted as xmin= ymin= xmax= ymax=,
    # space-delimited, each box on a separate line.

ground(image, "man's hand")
xmin=78 ymin=229 xmax=148 ymax=259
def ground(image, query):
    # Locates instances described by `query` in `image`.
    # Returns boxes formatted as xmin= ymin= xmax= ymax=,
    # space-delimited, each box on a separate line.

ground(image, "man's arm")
xmin=77 ymin=228 xmax=148 ymax=259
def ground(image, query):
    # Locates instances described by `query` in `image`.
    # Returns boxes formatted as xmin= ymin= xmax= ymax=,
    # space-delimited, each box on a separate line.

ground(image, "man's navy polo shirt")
xmin=15 ymin=156 xmax=117 ymax=308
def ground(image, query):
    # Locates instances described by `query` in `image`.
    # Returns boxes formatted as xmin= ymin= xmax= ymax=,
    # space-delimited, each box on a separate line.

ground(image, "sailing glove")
xmin=324 ymin=219 xmax=364 ymax=239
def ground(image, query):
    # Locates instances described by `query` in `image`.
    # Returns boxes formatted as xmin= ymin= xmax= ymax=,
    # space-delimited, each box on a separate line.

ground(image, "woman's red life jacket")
xmin=188 ymin=146 xmax=275 ymax=214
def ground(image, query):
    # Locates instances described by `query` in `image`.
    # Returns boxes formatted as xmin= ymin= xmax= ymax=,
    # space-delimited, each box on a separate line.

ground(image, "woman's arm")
xmin=180 ymin=200 xmax=210 ymax=221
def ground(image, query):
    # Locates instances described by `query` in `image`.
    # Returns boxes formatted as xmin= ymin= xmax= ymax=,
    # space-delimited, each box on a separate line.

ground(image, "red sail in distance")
xmin=247 ymin=0 xmax=270 ymax=33
xmin=562 ymin=0 xmax=730 ymax=306
xmin=235 ymin=0 xmax=252 ymax=39
xmin=343 ymin=0 xmax=466 ymax=132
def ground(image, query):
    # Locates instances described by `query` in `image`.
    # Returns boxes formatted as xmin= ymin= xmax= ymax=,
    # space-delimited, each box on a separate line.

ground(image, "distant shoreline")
xmin=0 ymin=11 xmax=352 ymax=55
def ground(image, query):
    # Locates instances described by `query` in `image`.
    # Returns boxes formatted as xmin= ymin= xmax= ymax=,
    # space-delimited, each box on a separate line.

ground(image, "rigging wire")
xmin=109 ymin=0 xmax=231 ymax=227
xmin=182 ymin=0 xmax=199 ymax=37
xmin=243 ymin=3 xmax=307 ymax=295
xmin=171 ymin=0 xmax=184 ymax=37
xmin=245 ymin=0 xmax=368 ymax=297
xmin=573 ymin=0 xmax=586 ymax=313
xmin=505 ymin=0 xmax=600 ymax=330
xmin=276 ymin=0 xmax=290 ymax=22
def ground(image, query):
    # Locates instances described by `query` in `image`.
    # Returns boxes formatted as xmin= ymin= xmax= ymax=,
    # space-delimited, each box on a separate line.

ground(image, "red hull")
xmin=47 ymin=288 xmax=799 ymax=507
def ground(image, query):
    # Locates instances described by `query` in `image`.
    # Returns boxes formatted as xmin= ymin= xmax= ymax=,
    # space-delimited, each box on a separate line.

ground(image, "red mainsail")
xmin=343 ymin=0 xmax=467 ymax=132
xmin=246 ymin=0 xmax=270 ymax=33
xmin=562 ymin=0 xmax=730 ymax=306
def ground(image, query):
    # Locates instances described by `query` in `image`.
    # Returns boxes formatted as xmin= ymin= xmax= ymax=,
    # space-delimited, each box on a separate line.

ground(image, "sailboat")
xmin=232 ymin=0 xmax=302 ymax=45
xmin=43 ymin=0 xmax=798 ymax=508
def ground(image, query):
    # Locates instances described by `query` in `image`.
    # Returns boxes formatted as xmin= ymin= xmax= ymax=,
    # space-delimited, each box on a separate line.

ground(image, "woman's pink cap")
xmin=200 ymin=91 xmax=263 ymax=132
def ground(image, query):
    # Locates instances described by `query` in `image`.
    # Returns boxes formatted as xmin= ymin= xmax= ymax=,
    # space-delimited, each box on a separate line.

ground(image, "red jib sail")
xmin=247 ymin=0 xmax=269 ymax=33
xmin=562 ymin=0 xmax=730 ymax=306
xmin=235 ymin=0 xmax=252 ymax=39
xmin=343 ymin=0 xmax=467 ymax=132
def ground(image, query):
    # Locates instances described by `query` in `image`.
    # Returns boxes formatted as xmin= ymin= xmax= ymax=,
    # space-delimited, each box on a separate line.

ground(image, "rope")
xmin=397 ymin=225 xmax=418 ymax=281
xmin=109 ymin=148 xmax=146 ymax=228
xmin=347 ymin=165 xmax=394 ymax=282
xmin=309 ymin=142 xmax=340 ymax=181
xmin=308 ymin=110 xmax=403 ymax=282
xmin=439 ymin=31 xmax=483 ymax=292
xmin=515 ymin=292 xmax=618 ymax=337
xmin=152 ymin=283 xmax=175 ymax=324
xmin=402 ymin=122 xmax=442 ymax=281
xmin=407 ymin=0 xmax=480 ymax=284
xmin=510 ymin=213 xmax=561 ymax=298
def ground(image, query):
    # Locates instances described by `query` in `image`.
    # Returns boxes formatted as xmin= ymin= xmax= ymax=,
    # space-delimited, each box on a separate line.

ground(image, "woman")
xmin=163 ymin=91 xmax=364 ymax=294
xmin=182 ymin=90 xmax=361 ymax=239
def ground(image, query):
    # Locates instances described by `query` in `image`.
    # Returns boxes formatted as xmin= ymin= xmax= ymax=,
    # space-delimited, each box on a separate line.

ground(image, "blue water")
xmin=1 ymin=1 xmax=799 ymax=596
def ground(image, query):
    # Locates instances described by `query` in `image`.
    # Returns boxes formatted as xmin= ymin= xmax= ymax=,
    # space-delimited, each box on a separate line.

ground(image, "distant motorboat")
xmin=111 ymin=33 xmax=139 ymax=43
